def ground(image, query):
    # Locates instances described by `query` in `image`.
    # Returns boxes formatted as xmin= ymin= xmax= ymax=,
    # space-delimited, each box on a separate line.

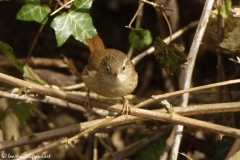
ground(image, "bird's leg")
xmin=84 ymin=89 xmax=91 ymax=108
xmin=121 ymin=97 xmax=131 ymax=116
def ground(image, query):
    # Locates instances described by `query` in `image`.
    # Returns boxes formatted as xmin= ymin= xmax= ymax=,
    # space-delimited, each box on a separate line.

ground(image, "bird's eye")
xmin=122 ymin=66 xmax=126 ymax=71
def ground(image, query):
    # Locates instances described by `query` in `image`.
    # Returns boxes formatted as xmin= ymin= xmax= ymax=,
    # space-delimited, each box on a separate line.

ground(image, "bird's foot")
xmin=121 ymin=97 xmax=131 ymax=119
xmin=84 ymin=89 xmax=91 ymax=108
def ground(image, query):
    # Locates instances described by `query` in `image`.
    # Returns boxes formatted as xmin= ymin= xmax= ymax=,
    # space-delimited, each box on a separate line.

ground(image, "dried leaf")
xmin=231 ymin=7 xmax=240 ymax=18
xmin=153 ymin=37 xmax=187 ymax=75
xmin=207 ymin=6 xmax=240 ymax=53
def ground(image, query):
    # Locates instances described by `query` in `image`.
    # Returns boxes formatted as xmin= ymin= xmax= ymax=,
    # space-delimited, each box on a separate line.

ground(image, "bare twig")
xmin=170 ymin=0 xmax=215 ymax=159
xmin=151 ymin=79 xmax=240 ymax=100
xmin=1 ymin=100 xmax=240 ymax=151
xmin=13 ymin=137 xmax=67 ymax=160
xmin=161 ymin=10 xmax=172 ymax=44
xmin=99 ymin=125 xmax=173 ymax=160
xmin=1 ymin=72 xmax=240 ymax=111
xmin=0 ymin=57 xmax=68 ymax=68
xmin=50 ymin=0 xmax=74 ymax=16
xmin=0 ymin=90 xmax=86 ymax=113
xmin=125 ymin=2 xmax=144 ymax=29
xmin=1 ymin=73 xmax=240 ymax=151
xmin=60 ymin=83 xmax=85 ymax=90
xmin=127 ymin=0 xmax=144 ymax=58
xmin=160 ymin=126 xmax=176 ymax=160
xmin=224 ymin=139 xmax=240 ymax=160
xmin=141 ymin=0 xmax=173 ymax=44
xmin=25 ymin=24 xmax=45 ymax=64
xmin=93 ymin=133 xmax=98 ymax=160
xmin=216 ymin=10 xmax=232 ymax=102
xmin=131 ymin=21 xmax=198 ymax=65
xmin=67 ymin=114 xmax=121 ymax=144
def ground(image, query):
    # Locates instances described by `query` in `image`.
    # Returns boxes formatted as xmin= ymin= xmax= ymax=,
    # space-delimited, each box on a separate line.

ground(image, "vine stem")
xmin=125 ymin=2 xmax=144 ymax=28
xmin=50 ymin=0 xmax=74 ymax=16
xmin=25 ymin=24 xmax=45 ymax=64
xmin=127 ymin=0 xmax=144 ymax=58
xmin=170 ymin=0 xmax=215 ymax=159
xmin=141 ymin=0 xmax=173 ymax=44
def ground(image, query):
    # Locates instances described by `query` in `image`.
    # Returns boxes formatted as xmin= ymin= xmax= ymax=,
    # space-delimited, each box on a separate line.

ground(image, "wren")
xmin=81 ymin=35 xmax=138 ymax=115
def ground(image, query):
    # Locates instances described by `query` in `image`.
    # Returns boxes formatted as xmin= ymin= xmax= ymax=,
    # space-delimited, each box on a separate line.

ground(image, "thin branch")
xmin=25 ymin=24 xmax=45 ymax=64
xmin=224 ymin=139 xmax=240 ymax=160
xmin=50 ymin=0 xmax=74 ymax=16
xmin=67 ymin=114 xmax=121 ymax=144
xmin=99 ymin=125 xmax=173 ymax=160
xmin=60 ymin=83 xmax=85 ymax=90
xmin=1 ymin=101 xmax=240 ymax=151
xmin=161 ymin=10 xmax=172 ymax=44
xmin=141 ymin=0 xmax=173 ymax=44
xmin=1 ymin=72 xmax=240 ymax=111
xmin=125 ymin=2 xmax=144 ymax=28
xmin=13 ymin=137 xmax=67 ymax=160
xmin=0 ymin=90 xmax=86 ymax=113
xmin=170 ymin=0 xmax=215 ymax=159
xmin=1 ymin=73 xmax=240 ymax=151
xmin=127 ymin=0 xmax=144 ymax=58
xmin=141 ymin=0 xmax=164 ymax=9
xmin=151 ymin=79 xmax=240 ymax=100
xmin=0 ymin=57 xmax=68 ymax=68
xmin=160 ymin=126 xmax=176 ymax=160
xmin=131 ymin=21 xmax=198 ymax=65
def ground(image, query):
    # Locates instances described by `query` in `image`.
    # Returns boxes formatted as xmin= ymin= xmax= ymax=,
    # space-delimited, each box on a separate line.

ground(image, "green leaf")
xmin=16 ymin=0 xmax=51 ymax=24
xmin=220 ymin=0 xmax=232 ymax=19
xmin=0 ymin=41 xmax=24 ymax=73
xmin=10 ymin=100 xmax=31 ymax=124
xmin=220 ymin=5 xmax=228 ymax=18
xmin=51 ymin=0 xmax=97 ymax=47
xmin=153 ymin=36 xmax=187 ymax=75
xmin=129 ymin=28 xmax=152 ymax=50
xmin=23 ymin=65 xmax=47 ymax=85
xmin=226 ymin=0 xmax=232 ymax=9
xmin=214 ymin=136 xmax=234 ymax=160
xmin=129 ymin=27 xmax=145 ymax=39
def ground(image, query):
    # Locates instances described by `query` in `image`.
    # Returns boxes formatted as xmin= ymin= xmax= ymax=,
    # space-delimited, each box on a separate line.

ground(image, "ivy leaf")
xmin=129 ymin=27 xmax=145 ymax=39
xmin=129 ymin=28 xmax=152 ymax=50
xmin=0 ymin=41 xmax=24 ymax=73
xmin=10 ymin=100 xmax=31 ymax=124
xmin=23 ymin=65 xmax=47 ymax=85
xmin=153 ymin=36 xmax=187 ymax=75
xmin=51 ymin=0 xmax=97 ymax=47
xmin=16 ymin=0 xmax=51 ymax=24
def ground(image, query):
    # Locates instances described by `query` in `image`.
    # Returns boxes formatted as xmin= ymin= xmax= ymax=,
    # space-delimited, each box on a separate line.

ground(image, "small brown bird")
xmin=81 ymin=35 xmax=138 ymax=115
